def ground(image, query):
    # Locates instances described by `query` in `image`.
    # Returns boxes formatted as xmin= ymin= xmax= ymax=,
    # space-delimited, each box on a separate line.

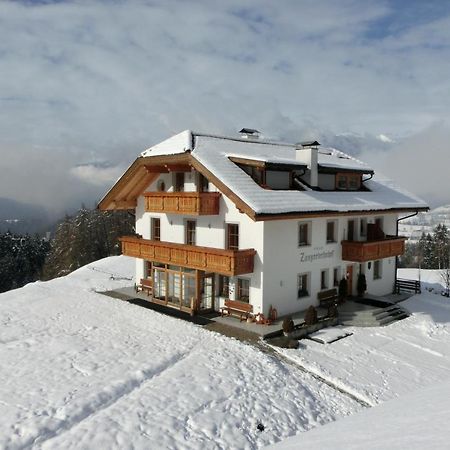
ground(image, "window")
xmin=333 ymin=267 xmax=340 ymax=287
xmin=218 ymin=275 xmax=230 ymax=297
xmin=226 ymin=223 xmax=239 ymax=250
xmin=145 ymin=261 xmax=152 ymax=279
xmin=326 ymin=220 xmax=336 ymax=243
xmin=321 ymin=269 xmax=328 ymax=290
xmin=336 ymin=173 xmax=361 ymax=190
xmin=151 ymin=218 xmax=160 ymax=241
xmin=237 ymin=278 xmax=250 ymax=302
xmin=373 ymin=260 xmax=382 ymax=280
xmin=198 ymin=173 xmax=209 ymax=192
xmin=174 ymin=172 xmax=185 ymax=192
xmin=298 ymin=222 xmax=310 ymax=246
xmin=185 ymin=220 xmax=196 ymax=246
xmin=298 ymin=273 xmax=309 ymax=298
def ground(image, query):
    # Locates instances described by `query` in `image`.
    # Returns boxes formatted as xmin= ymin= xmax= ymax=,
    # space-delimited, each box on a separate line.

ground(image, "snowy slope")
xmin=270 ymin=379 xmax=450 ymax=450
xmin=0 ymin=256 xmax=360 ymax=449
xmin=268 ymin=270 xmax=450 ymax=448
xmin=2 ymin=259 xmax=450 ymax=449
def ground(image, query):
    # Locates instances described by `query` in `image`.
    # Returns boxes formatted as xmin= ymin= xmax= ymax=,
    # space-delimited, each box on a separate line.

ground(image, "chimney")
xmin=295 ymin=141 xmax=320 ymax=188
xmin=239 ymin=128 xmax=260 ymax=139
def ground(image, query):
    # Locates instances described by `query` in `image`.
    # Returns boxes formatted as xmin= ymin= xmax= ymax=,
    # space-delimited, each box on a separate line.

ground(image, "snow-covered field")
xmin=2 ymin=258 xmax=450 ymax=449
xmin=0 ymin=256 xmax=361 ymax=449
xmin=270 ymin=267 xmax=450 ymax=449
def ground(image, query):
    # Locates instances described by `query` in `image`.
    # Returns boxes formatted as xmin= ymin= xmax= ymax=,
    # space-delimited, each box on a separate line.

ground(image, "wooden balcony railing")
xmin=120 ymin=236 xmax=256 ymax=276
xmin=144 ymin=192 xmax=221 ymax=215
xmin=341 ymin=236 xmax=406 ymax=262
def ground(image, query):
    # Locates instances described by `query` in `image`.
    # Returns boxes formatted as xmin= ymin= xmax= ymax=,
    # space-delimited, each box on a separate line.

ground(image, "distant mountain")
xmin=0 ymin=197 xmax=52 ymax=234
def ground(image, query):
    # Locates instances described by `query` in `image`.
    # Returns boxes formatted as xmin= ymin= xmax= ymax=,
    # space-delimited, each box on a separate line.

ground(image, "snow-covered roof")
xmin=318 ymin=149 xmax=374 ymax=173
xmin=140 ymin=130 xmax=428 ymax=216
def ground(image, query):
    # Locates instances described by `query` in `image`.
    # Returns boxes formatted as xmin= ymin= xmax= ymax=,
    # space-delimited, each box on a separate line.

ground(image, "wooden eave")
xmin=97 ymin=152 xmax=257 ymax=219
xmin=97 ymin=153 xmax=192 ymax=211
xmin=253 ymin=206 xmax=429 ymax=222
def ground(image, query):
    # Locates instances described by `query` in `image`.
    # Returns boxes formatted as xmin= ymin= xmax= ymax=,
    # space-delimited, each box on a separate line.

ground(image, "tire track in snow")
xmin=16 ymin=351 xmax=191 ymax=450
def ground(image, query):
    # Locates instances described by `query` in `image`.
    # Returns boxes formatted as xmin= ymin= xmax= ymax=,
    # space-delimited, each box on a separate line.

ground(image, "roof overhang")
xmin=318 ymin=165 xmax=374 ymax=175
xmin=229 ymin=156 xmax=307 ymax=172
xmin=253 ymin=206 xmax=429 ymax=221
xmin=97 ymin=153 xmax=193 ymax=211
xmin=97 ymin=152 xmax=257 ymax=219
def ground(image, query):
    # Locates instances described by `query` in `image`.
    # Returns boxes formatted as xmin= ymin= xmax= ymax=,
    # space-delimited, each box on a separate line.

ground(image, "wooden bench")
xmin=317 ymin=288 xmax=338 ymax=307
xmin=136 ymin=278 xmax=153 ymax=296
xmin=395 ymin=278 xmax=421 ymax=294
xmin=220 ymin=299 xmax=253 ymax=322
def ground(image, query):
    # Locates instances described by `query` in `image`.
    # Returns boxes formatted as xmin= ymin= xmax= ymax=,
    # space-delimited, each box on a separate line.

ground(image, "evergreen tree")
xmin=42 ymin=208 xmax=134 ymax=280
xmin=418 ymin=232 xmax=436 ymax=269
xmin=433 ymin=224 xmax=450 ymax=269
xmin=0 ymin=231 xmax=50 ymax=293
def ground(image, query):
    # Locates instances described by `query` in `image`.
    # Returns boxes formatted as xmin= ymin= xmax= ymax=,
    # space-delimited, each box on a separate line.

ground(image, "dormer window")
xmin=335 ymin=173 xmax=361 ymax=191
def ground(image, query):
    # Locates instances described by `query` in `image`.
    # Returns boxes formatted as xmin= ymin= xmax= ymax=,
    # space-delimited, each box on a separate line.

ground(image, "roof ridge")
xmin=192 ymin=131 xmax=294 ymax=148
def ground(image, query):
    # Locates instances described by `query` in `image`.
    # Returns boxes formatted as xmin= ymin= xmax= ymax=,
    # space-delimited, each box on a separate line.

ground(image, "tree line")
xmin=400 ymin=224 xmax=450 ymax=270
xmin=0 ymin=208 xmax=134 ymax=293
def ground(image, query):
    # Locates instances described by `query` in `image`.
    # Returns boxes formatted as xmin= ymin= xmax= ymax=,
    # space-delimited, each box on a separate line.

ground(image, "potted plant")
xmin=304 ymin=305 xmax=318 ymax=326
xmin=357 ymin=273 xmax=367 ymax=297
xmin=282 ymin=316 xmax=294 ymax=336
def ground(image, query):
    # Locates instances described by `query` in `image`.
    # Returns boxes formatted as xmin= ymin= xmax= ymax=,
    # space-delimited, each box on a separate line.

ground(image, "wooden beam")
xmin=98 ymin=153 xmax=192 ymax=210
xmin=111 ymin=199 xmax=137 ymax=209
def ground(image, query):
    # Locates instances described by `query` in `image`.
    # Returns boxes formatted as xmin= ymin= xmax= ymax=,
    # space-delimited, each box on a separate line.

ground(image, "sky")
xmin=1 ymin=0 xmax=450 ymax=217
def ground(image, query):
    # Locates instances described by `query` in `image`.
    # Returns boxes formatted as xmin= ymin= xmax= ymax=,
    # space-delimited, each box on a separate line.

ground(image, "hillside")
xmin=399 ymin=204 xmax=450 ymax=242
xmin=0 ymin=197 xmax=51 ymax=234
xmin=1 ymin=258 xmax=450 ymax=449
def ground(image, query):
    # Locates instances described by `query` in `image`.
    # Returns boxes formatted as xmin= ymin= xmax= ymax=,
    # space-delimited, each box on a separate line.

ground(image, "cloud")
xmin=0 ymin=0 xmax=449 ymax=214
xmin=70 ymin=162 xmax=123 ymax=186
xmin=359 ymin=121 xmax=450 ymax=208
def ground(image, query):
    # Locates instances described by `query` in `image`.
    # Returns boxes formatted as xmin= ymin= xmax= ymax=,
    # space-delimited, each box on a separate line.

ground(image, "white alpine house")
xmin=99 ymin=129 xmax=428 ymax=317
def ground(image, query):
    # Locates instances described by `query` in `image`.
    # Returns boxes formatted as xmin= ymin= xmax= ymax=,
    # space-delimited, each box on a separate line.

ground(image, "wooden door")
xmin=346 ymin=265 xmax=353 ymax=296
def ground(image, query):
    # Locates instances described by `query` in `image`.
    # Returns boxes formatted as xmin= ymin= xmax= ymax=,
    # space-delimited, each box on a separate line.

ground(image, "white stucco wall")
xmin=261 ymin=213 xmax=399 ymax=316
xmin=134 ymin=171 xmax=265 ymax=314
xmin=134 ymin=171 xmax=400 ymax=316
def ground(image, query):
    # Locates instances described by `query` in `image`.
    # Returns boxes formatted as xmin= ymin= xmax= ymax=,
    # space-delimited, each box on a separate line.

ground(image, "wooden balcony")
xmin=341 ymin=236 xmax=406 ymax=263
xmin=120 ymin=236 xmax=256 ymax=276
xmin=144 ymin=192 xmax=221 ymax=215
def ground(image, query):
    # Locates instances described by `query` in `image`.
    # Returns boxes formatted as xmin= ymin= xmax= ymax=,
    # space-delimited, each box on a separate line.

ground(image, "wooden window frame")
xmin=326 ymin=220 xmax=337 ymax=243
xmin=151 ymin=217 xmax=161 ymax=241
xmin=185 ymin=220 xmax=196 ymax=246
xmin=298 ymin=222 xmax=310 ymax=247
xmin=226 ymin=223 xmax=239 ymax=250
xmin=237 ymin=278 xmax=250 ymax=303
xmin=218 ymin=275 xmax=230 ymax=298
xmin=174 ymin=172 xmax=185 ymax=192
xmin=335 ymin=172 xmax=362 ymax=191
xmin=197 ymin=173 xmax=209 ymax=192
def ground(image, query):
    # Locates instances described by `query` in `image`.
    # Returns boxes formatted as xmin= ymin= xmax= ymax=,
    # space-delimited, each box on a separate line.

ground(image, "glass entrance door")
xmin=167 ymin=271 xmax=181 ymax=306
xmin=200 ymin=274 xmax=214 ymax=311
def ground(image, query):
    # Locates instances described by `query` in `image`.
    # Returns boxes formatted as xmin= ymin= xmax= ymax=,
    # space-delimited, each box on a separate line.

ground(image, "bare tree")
xmin=441 ymin=267 xmax=450 ymax=297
